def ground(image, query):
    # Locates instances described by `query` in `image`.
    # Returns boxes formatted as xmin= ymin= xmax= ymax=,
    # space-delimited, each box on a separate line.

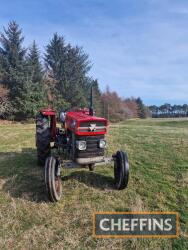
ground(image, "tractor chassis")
xmin=44 ymin=151 xmax=129 ymax=202
xmin=60 ymin=156 xmax=114 ymax=169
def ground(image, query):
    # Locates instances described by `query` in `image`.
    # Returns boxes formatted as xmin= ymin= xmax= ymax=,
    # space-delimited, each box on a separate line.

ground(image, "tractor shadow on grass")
xmin=0 ymin=149 xmax=115 ymax=202
xmin=62 ymin=170 xmax=115 ymax=190
xmin=0 ymin=148 xmax=47 ymax=202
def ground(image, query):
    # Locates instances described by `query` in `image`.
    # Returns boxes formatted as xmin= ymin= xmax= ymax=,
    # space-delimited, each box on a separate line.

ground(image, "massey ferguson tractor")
xmin=35 ymin=88 xmax=129 ymax=202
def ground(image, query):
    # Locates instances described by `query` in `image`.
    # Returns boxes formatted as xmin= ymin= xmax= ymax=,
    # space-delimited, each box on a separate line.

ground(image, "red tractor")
xmin=36 ymin=89 xmax=129 ymax=202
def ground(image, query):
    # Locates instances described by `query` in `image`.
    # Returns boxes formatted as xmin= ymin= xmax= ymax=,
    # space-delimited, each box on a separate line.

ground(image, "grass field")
xmin=0 ymin=118 xmax=188 ymax=249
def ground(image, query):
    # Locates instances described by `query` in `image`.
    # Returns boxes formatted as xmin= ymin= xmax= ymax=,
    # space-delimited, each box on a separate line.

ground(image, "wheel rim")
xmin=52 ymin=160 xmax=62 ymax=200
xmin=45 ymin=156 xmax=62 ymax=202
xmin=55 ymin=176 xmax=61 ymax=195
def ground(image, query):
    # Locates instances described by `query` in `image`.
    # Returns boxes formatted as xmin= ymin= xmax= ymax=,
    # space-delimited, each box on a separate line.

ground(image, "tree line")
xmin=149 ymin=104 xmax=188 ymax=118
xmin=0 ymin=21 xmax=148 ymax=121
xmin=101 ymin=88 xmax=149 ymax=121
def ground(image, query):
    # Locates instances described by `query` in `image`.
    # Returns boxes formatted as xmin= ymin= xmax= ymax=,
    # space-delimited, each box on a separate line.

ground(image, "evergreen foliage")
xmin=136 ymin=97 xmax=147 ymax=119
xmin=0 ymin=21 xmax=28 ymax=118
xmin=27 ymin=41 xmax=43 ymax=83
xmin=24 ymin=41 xmax=45 ymax=117
xmin=44 ymin=34 xmax=91 ymax=111
xmin=149 ymin=103 xmax=188 ymax=118
xmin=0 ymin=21 xmax=149 ymax=121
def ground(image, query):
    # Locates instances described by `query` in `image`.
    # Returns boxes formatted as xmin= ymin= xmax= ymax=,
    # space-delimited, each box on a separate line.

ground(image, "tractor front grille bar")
xmin=75 ymin=135 xmax=105 ymax=158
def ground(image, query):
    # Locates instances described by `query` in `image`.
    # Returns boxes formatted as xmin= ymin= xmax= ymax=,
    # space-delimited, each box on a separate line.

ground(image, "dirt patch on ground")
xmin=130 ymin=195 xmax=146 ymax=212
xmin=0 ymin=179 xmax=6 ymax=189
xmin=0 ymin=120 xmax=14 ymax=124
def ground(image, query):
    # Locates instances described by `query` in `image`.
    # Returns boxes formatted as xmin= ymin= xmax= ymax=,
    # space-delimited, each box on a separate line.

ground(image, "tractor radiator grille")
xmin=78 ymin=121 xmax=106 ymax=132
xmin=75 ymin=135 xmax=105 ymax=158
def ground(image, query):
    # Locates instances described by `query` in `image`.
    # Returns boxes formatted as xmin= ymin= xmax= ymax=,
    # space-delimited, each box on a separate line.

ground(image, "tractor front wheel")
xmin=44 ymin=156 xmax=62 ymax=202
xmin=114 ymin=151 xmax=129 ymax=190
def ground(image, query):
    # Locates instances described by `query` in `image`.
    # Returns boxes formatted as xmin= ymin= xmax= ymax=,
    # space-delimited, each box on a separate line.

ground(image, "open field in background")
xmin=0 ymin=118 xmax=188 ymax=249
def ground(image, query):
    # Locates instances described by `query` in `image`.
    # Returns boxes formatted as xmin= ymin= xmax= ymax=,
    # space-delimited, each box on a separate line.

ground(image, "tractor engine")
xmin=36 ymin=108 xmax=108 ymax=167
xmin=64 ymin=110 xmax=108 ymax=165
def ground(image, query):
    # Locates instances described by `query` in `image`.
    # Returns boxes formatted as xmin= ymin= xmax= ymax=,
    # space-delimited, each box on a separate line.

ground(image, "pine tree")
xmin=45 ymin=33 xmax=67 ymax=85
xmin=65 ymin=45 xmax=91 ymax=107
xmin=0 ymin=21 xmax=27 ymax=118
xmin=136 ymin=97 xmax=147 ymax=119
xmin=0 ymin=21 xmax=26 ymax=87
xmin=44 ymin=33 xmax=91 ymax=111
xmin=0 ymin=51 xmax=4 ymax=81
xmin=23 ymin=41 xmax=45 ymax=117
xmin=27 ymin=41 xmax=43 ymax=83
xmin=44 ymin=33 xmax=69 ymax=110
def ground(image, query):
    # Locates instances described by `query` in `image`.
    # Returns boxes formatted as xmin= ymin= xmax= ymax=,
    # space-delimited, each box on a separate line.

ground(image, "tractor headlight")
xmin=99 ymin=139 xmax=106 ymax=148
xmin=76 ymin=140 xmax=87 ymax=150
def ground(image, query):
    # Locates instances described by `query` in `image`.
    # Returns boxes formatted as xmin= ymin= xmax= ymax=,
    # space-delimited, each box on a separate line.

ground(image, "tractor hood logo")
xmin=89 ymin=124 xmax=96 ymax=131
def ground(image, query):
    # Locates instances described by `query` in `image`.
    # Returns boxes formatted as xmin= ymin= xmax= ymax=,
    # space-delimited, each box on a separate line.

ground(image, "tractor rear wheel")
xmin=114 ymin=151 xmax=129 ymax=190
xmin=44 ymin=156 xmax=62 ymax=202
xmin=36 ymin=114 xmax=51 ymax=166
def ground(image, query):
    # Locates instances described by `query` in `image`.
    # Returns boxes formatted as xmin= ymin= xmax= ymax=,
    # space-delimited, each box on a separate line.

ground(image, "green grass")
xmin=0 ymin=119 xmax=188 ymax=249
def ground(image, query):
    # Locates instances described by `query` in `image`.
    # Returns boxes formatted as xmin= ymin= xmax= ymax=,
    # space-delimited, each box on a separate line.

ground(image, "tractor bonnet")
xmin=65 ymin=110 xmax=108 ymax=136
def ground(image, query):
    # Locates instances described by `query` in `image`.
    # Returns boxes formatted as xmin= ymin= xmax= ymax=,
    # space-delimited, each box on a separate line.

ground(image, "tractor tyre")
xmin=114 ymin=151 xmax=129 ymax=190
xmin=36 ymin=114 xmax=51 ymax=166
xmin=44 ymin=156 xmax=62 ymax=202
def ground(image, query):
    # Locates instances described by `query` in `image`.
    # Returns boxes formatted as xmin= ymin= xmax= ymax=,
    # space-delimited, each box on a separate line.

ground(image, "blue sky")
xmin=0 ymin=0 xmax=188 ymax=105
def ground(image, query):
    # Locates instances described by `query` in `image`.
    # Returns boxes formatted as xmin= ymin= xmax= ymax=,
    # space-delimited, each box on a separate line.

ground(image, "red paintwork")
xmin=39 ymin=108 xmax=108 ymax=138
xmin=40 ymin=108 xmax=56 ymax=116
xmin=65 ymin=111 xmax=108 ymax=136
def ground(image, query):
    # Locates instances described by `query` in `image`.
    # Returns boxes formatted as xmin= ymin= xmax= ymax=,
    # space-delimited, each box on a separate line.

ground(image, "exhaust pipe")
xmin=89 ymin=85 xmax=94 ymax=116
